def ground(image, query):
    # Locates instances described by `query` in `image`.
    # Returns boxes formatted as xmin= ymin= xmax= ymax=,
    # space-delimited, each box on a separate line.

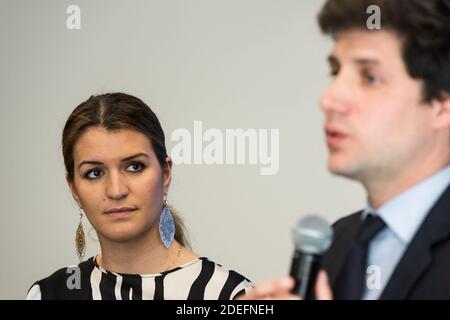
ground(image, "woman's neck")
xmin=97 ymin=227 xmax=188 ymax=275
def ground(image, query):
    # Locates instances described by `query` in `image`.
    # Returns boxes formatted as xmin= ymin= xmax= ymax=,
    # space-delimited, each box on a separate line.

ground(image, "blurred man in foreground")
xmin=242 ymin=0 xmax=450 ymax=300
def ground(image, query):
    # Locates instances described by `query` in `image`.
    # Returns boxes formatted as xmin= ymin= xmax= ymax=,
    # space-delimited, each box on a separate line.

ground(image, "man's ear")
xmin=431 ymin=94 xmax=450 ymax=130
xmin=66 ymin=174 xmax=83 ymax=209
xmin=163 ymin=156 xmax=173 ymax=194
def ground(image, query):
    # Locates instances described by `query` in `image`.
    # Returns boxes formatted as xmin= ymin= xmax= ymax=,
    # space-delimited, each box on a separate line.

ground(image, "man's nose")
xmin=319 ymin=75 xmax=352 ymax=115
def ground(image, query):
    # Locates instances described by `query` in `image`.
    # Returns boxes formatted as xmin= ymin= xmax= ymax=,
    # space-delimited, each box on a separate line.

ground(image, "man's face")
xmin=320 ymin=30 xmax=435 ymax=183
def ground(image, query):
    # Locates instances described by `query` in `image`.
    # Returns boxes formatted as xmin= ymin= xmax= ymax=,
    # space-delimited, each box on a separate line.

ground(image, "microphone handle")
xmin=290 ymin=250 xmax=322 ymax=300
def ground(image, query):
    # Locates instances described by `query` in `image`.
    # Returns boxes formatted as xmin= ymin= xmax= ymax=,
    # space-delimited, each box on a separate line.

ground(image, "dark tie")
xmin=333 ymin=214 xmax=386 ymax=300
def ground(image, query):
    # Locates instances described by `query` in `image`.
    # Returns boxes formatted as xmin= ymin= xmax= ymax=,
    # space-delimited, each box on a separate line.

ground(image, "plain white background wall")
xmin=0 ymin=0 xmax=365 ymax=299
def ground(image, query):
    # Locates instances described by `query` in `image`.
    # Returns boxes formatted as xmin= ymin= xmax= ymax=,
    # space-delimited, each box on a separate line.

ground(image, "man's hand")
xmin=238 ymin=270 xmax=333 ymax=300
xmin=315 ymin=271 xmax=333 ymax=300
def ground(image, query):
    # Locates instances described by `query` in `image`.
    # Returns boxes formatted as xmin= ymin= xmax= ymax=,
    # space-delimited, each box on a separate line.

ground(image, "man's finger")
xmin=315 ymin=270 xmax=333 ymax=300
xmin=238 ymin=277 xmax=295 ymax=300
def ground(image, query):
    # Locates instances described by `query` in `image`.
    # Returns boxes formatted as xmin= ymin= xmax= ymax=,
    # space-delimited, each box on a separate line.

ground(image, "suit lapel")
xmin=323 ymin=212 xmax=363 ymax=287
xmin=380 ymin=183 xmax=450 ymax=299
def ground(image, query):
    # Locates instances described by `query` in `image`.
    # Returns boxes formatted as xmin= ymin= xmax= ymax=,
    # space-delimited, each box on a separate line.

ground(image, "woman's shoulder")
xmin=26 ymin=257 xmax=96 ymax=300
xmin=180 ymin=257 xmax=253 ymax=300
xmin=199 ymin=257 xmax=252 ymax=282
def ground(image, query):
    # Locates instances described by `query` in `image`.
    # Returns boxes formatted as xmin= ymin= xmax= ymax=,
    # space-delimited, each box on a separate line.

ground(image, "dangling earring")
xmin=76 ymin=208 xmax=86 ymax=262
xmin=159 ymin=193 xmax=175 ymax=248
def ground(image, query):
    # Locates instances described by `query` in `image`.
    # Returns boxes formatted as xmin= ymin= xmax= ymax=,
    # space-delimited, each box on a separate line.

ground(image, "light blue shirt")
xmin=361 ymin=164 xmax=450 ymax=300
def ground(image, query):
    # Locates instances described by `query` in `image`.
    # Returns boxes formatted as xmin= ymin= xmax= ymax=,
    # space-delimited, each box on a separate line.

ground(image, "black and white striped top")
xmin=26 ymin=256 xmax=253 ymax=300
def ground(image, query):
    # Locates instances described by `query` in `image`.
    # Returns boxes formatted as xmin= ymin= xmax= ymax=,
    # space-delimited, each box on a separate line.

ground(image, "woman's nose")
xmin=105 ymin=171 xmax=129 ymax=200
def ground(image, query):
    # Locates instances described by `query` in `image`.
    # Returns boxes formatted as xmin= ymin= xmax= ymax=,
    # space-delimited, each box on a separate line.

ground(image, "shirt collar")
xmin=362 ymin=164 xmax=450 ymax=244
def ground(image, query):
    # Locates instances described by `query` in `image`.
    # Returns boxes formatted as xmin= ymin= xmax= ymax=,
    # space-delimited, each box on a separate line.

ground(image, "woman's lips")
xmin=104 ymin=208 xmax=137 ymax=218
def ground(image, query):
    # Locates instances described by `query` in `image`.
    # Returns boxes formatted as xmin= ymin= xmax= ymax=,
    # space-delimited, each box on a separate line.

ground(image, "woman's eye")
xmin=126 ymin=162 xmax=145 ymax=172
xmin=85 ymin=168 xmax=104 ymax=179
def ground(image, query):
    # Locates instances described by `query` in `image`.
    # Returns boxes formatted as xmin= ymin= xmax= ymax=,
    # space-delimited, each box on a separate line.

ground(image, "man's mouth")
xmin=325 ymin=126 xmax=348 ymax=149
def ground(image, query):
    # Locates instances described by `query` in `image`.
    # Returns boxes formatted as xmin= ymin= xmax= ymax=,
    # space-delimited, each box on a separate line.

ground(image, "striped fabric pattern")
xmin=26 ymin=256 xmax=253 ymax=300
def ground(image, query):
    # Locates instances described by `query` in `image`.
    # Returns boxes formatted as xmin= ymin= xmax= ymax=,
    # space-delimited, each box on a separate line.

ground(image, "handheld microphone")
xmin=290 ymin=215 xmax=333 ymax=300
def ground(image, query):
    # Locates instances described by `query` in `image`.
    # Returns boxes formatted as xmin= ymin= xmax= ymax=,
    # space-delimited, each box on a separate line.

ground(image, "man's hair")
xmin=318 ymin=0 xmax=450 ymax=102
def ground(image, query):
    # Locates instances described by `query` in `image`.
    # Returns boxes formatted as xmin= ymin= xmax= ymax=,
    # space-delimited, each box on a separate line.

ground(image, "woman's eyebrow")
xmin=121 ymin=152 xmax=149 ymax=162
xmin=77 ymin=152 xmax=149 ymax=169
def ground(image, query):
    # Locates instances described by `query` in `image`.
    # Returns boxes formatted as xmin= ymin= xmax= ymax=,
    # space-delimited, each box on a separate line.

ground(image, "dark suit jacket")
xmin=321 ymin=183 xmax=450 ymax=299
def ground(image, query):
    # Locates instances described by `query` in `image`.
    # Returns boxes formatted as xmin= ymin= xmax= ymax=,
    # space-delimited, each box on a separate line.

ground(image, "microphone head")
xmin=292 ymin=215 xmax=333 ymax=255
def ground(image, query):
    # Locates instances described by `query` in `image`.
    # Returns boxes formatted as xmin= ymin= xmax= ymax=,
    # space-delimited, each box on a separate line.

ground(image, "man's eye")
xmin=329 ymin=69 xmax=338 ymax=77
xmin=366 ymin=75 xmax=377 ymax=83
xmin=126 ymin=162 xmax=145 ymax=172
xmin=363 ymin=72 xmax=380 ymax=85
xmin=85 ymin=168 xmax=104 ymax=179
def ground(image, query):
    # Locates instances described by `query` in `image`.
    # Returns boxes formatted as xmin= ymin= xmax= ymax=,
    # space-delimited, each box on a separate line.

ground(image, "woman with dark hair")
xmin=26 ymin=92 xmax=252 ymax=300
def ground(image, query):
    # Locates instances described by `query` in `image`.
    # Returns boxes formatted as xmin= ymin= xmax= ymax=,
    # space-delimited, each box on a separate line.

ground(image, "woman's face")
xmin=67 ymin=126 xmax=172 ymax=243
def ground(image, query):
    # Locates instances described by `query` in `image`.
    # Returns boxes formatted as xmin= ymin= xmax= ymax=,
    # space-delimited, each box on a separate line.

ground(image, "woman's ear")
xmin=66 ymin=174 xmax=83 ymax=209
xmin=163 ymin=156 xmax=173 ymax=193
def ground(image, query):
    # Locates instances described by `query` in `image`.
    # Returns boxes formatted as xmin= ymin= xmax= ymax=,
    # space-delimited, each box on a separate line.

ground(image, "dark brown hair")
xmin=318 ymin=0 xmax=450 ymax=102
xmin=62 ymin=92 xmax=189 ymax=247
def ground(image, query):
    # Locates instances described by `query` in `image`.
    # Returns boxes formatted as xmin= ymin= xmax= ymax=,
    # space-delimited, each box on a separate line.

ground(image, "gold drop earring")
xmin=75 ymin=208 xmax=86 ymax=262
